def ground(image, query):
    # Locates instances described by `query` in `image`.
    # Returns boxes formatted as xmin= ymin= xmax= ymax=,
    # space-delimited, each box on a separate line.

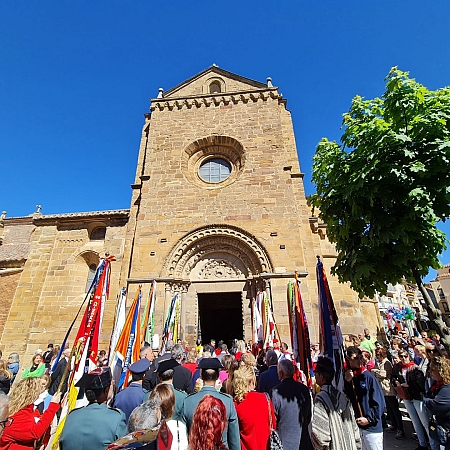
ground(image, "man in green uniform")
xmin=182 ymin=358 xmax=240 ymax=450
xmin=144 ymin=358 xmax=187 ymax=421
xmin=59 ymin=367 xmax=128 ymax=450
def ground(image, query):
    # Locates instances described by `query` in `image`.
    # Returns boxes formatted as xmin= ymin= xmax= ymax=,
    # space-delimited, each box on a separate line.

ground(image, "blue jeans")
xmin=404 ymin=399 xmax=439 ymax=450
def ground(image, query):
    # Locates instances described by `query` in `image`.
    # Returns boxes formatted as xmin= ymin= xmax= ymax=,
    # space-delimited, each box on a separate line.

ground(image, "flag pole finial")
xmin=316 ymin=255 xmax=321 ymax=261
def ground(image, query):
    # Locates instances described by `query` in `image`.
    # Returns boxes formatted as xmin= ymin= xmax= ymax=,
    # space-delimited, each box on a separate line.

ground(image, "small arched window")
xmin=86 ymin=263 xmax=97 ymax=293
xmin=209 ymin=81 xmax=221 ymax=94
xmin=90 ymin=227 xmax=106 ymax=241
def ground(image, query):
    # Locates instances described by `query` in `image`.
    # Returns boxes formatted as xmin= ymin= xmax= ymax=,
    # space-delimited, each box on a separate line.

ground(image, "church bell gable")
xmin=160 ymin=65 xmax=269 ymax=99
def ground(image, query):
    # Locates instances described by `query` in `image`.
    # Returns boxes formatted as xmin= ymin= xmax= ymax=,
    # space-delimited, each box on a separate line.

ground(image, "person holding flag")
xmin=343 ymin=347 xmax=385 ymax=450
xmin=59 ymin=367 xmax=127 ymax=450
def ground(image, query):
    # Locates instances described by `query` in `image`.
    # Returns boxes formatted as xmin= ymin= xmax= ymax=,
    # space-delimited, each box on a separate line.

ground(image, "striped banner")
xmin=287 ymin=273 xmax=314 ymax=388
xmin=317 ymin=257 xmax=345 ymax=390
xmin=109 ymin=287 xmax=142 ymax=390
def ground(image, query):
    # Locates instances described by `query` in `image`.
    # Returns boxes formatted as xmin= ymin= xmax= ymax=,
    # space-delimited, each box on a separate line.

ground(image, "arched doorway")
xmin=161 ymin=225 xmax=272 ymax=344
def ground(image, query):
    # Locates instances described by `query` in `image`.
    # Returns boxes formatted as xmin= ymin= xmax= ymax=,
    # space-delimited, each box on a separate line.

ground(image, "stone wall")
xmin=0 ymin=212 xmax=129 ymax=365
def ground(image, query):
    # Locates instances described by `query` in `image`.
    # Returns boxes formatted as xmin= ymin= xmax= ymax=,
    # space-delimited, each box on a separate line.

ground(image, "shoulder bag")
xmin=264 ymin=393 xmax=284 ymax=450
xmin=429 ymin=417 xmax=450 ymax=446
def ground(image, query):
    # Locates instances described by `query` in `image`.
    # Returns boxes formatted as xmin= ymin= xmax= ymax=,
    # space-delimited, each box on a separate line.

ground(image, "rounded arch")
xmin=161 ymin=224 xmax=273 ymax=278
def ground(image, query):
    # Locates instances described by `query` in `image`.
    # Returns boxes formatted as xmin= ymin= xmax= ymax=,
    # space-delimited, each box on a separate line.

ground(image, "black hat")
xmin=197 ymin=358 xmax=223 ymax=370
xmin=75 ymin=367 xmax=112 ymax=390
xmin=156 ymin=358 xmax=179 ymax=373
xmin=129 ymin=358 xmax=150 ymax=374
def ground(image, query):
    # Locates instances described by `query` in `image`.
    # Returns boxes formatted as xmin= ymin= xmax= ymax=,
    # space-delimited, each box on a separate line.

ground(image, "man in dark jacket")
xmin=270 ymin=359 xmax=312 ymax=450
xmin=257 ymin=350 xmax=280 ymax=393
xmin=344 ymin=346 xmax=385 ymax=450
xmin=171 ymin=344 xmax=193 ymax=394
xmin=49 ymin=348 xmax=71 ymax=395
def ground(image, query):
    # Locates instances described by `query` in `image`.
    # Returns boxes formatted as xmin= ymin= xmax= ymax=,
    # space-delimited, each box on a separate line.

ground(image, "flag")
xmin=140 ymin=281 xmax=157 ymax=345
xmin=287 ymin=273 xmax=314 ymax=388
xmin=253 ymin=293 xmax=263 ymax=344
xmin=51 ymin=256 xmax=114 ymax=449
xmin=317 ymin=256 xmax=345 ymax=390
xmin=262 ymin=292 xmax=275 ymax=347
xmin=161 ymin=293 xmax=179 ymax=354
xmin=109 ymin=287 xmax=142 ymax=390
xmin=108 ymin=288 xmax=127 ymax=364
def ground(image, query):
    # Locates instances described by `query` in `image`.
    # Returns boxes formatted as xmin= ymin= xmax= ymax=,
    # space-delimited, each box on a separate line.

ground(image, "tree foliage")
xmin=311 ymin=68 xmax=450 ymax=300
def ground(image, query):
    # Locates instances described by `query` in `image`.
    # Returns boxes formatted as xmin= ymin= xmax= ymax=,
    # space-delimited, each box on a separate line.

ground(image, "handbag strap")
xmin=264 ymin=392 xmax=274 ymax=431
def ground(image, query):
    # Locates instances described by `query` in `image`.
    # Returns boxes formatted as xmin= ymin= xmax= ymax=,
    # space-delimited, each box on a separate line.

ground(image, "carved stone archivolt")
xmin=161 ymin=225 xmax=273 ymax=279
xmin=198 ymin=259 xmax=243 ymax=280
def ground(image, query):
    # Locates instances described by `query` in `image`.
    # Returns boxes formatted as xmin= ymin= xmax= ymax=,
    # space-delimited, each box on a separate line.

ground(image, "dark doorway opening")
xmin=198 ymin=292 xmax=243 ymax=345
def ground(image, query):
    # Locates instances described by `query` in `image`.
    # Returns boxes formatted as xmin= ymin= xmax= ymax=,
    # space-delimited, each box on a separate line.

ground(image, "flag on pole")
xmin=287 ymin=273 xmax=314 ymax=388
xmin=140 ymin=281 xmax=157 ymax=345
xmin=253 ymin=293 xmax=264 ymax=344
xmin=109 ymin=287 xmax=142 ymax=390
xmin=108 ymin=288 xmax=127 ymax=364
xmin=51 ymin=256 xmax=114 ymax=449
xmin=317 ymin=256 xmax=345 ymax=390
xmin=262 ymin=292 xmax=275 ymax=347
xmin=161 ymin=293 xmax=179 ymax=354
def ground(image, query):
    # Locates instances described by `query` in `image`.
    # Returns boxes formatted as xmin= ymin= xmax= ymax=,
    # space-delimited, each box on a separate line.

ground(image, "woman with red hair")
xmin=188 ymin=395 xmax=227 ymax=450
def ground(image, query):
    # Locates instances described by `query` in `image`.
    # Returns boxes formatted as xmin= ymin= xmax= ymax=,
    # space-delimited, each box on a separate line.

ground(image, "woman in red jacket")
xmin=0 ymin=377 xmax=61 ymax=450
xmin=231 ymin=364 xmax=276 ymax=450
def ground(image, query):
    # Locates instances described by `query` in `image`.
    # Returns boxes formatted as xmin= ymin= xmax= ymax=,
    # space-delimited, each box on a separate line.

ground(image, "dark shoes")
xmin=395 ymin=430 xmax=405 ymax=439
xmin=414 ymin=446 xmax=428 ymax=450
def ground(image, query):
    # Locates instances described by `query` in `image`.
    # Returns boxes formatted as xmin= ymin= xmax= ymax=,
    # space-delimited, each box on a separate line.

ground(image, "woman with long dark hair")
xmin=150 ymin=383 xmax=187 ymax=450
xmin=188 ymin=395 xmax=227 ymax=450
xmin=21 ymin=355 xmax=46 ymax=379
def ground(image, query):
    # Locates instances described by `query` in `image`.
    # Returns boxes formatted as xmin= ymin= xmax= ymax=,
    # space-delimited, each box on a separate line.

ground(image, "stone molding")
xmin=150 ymin=89 xmax=286 ymax=112
xmin=162 ymin=225 xmax=273 ymax=278
xmin=198 ymin=259 xmax=243 ymax=280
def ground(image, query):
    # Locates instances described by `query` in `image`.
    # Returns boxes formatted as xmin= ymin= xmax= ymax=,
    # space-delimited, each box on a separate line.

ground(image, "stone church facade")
xmin=0 ymin=67 xmax=381 ymax=358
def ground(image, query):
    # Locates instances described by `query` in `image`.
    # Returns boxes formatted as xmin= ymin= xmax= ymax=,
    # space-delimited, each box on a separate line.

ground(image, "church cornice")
xmin=150 ymin=88 xmax=286 ymax=112
xmin=33 ymin=209 xmax=130 ymax=226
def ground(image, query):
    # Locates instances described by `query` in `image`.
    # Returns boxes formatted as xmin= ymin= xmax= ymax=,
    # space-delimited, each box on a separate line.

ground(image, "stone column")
xmin=180 ymin=283 xmax=188 ymax=342
xmin=164 ymin=283 xmax=173 ymax=324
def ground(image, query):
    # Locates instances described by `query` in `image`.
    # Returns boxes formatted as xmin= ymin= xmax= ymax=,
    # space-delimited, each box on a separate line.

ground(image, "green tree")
xmin=311 ymin=68 xmax=450 ymax=346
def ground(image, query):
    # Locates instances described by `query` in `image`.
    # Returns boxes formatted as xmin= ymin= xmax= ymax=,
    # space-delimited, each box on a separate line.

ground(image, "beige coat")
xmin=371 ymin=357 xmax=396 ymax=396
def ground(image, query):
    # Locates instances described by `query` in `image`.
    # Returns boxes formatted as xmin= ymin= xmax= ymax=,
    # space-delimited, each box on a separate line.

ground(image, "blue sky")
xmin=1 ymin=1 xmax=449 ymax=280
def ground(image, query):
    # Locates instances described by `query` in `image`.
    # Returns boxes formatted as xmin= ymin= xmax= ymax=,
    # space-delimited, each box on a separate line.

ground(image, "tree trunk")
xmin=411 ymin=266 xmax=450 ymax=351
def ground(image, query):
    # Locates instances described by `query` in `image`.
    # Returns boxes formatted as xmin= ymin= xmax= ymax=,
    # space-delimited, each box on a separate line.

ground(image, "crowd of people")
xmin=0 ymin=329 xmax=449 ymax=450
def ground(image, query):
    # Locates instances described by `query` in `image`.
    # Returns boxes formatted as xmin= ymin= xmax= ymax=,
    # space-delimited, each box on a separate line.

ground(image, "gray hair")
xmin=8 ymin=353 xmax=19 ymax=363
xmin=165 ymin=340 xmax=174 ymax=352
xmin=278 ymin=359 xmax=295 ymax=378
xmin=266 ymin=350 xmax=278 ymax=366
xmin=171 ymin=344 xmax=184 ymax=361
xmin=128 ymin=399 xmax=160 ymax=432
xmin=140 ymin=346 xmax=152 ymax=359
